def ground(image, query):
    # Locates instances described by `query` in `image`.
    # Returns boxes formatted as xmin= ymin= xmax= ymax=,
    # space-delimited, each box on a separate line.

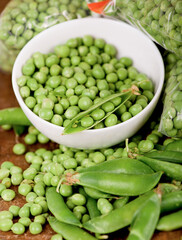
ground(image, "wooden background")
xmin=0 ymin=0 xmax=181 ymax=239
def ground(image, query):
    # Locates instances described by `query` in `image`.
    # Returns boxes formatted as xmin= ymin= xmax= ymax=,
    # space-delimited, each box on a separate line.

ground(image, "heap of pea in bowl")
xmin=12 ymin=18 xmax=164 ymax=149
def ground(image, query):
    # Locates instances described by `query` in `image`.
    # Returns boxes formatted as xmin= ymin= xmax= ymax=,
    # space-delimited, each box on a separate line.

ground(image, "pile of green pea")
xmin=104 ymin=0 xmax=182 ymax=57
xmin=0 ymin=0 xmax=90 ymax=72
xmin=17 ymin=35 xmax=154 ymax=131
xmin=0 ymin=122 xmax=156 ymax=237
xmin=159 ymin=52 xmax=182 ymax=137
xmin=1 ymin=112 xmax=182 ymax=238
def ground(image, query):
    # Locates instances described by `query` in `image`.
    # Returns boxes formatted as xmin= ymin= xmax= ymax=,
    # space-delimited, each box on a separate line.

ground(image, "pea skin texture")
xmin=18 ymin=36 xmax=154 ymax=131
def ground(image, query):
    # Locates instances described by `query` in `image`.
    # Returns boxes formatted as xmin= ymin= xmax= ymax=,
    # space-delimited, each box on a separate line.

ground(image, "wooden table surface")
xmin=0 ymin=0 xmax=182 ymax=239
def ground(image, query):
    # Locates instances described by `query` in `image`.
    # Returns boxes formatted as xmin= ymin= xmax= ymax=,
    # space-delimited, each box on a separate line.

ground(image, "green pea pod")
xmin=83 ymin=191 xmax=155 ymax=234
xmin=67 ymin=171 xmax=162 ymax=196
xmin=0 ymin=108 xmax=31 ymax=126
xmin=113 ymin=197 xmax=129 ymax=209
xmin=63 ymin=91 xmax=132 ymax=135
xmin=13 ymin=125 xmax=26 ymax=136
xmin=161 ymin=190 xmax=182 ymax=213
xmin=127 ymin=192 xmax=160 ymax=240
xmin=164 ymin=139 xmax=182 ymax=152
xmin=154 ymin=144 xmax=165 ymax=151
xmin=79 ymin=187 xmax=101 ymax=219
xmin=86 ymin=196 xmax=101 ymax=219
xmin=145 ymin=150 xmax=182 ymax=164
xmin=138 ymin=155 xmax=182 ymax=181
xmin=46 ymin=187 xmax=81 ymax=227
xmin=84 ymin=186 xmax=113 ymax=199
xmin=78 ymin=158 xmax=153 ymax=175
xmin=157 ymin=210 xmax=182 ymax=231
xmin=48 ymin=216 xmax=97 ymax=240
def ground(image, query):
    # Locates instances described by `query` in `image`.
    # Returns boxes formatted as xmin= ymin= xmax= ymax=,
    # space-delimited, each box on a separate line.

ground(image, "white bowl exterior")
xmin=12 ymin=18 xmax=164 ymax=149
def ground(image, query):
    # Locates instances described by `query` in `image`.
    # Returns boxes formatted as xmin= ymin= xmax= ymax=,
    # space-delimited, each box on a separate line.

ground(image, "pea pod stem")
xmin=83 ymin=191 xmax=156 ymax=234
xmin=127 ymin=192 xmax=160 ymax=240
xmin=66 ymin=171 xmax=162 ymax=196
xmin=63 ymin=90 xmax=133 ymax=135
xmin=0 ymin=108 xmax=31 ymax=126
xmin=46 ymin=187 xmax=81 ymax=227
xmin=48 ymin=216 xmax=97 ymax=240
xmin=138 ymin=155 xmax=182 ymax=181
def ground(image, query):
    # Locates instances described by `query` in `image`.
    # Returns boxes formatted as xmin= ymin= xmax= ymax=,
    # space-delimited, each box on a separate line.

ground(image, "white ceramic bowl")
xmin=12 ymin=18 xmax=164 ymax=149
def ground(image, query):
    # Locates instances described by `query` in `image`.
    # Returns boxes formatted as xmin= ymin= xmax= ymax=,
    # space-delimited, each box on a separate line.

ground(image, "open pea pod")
xmin=63 ymin=90 xmax=132 ymax=135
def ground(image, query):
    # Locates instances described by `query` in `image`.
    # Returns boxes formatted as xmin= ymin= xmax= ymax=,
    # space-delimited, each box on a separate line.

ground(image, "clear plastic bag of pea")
xmin=87 ymin=0 xmax=182 ymax=58
xmin=0 ymin=0 xmax=92 ymax=73
xmin=159 ymin=56 xmax=182 ymax=138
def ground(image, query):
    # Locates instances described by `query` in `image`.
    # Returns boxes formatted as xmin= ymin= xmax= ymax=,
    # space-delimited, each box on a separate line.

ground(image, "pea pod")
xmin=83 ymin=191 xmax=155 ymax=234
xmin=13 ymin=125 xmax=26 ymax=136
xmin=164 ymin=139 xmax=182 ymax=152
xmin=157 ymin=183 xmax=180 ymax=195
xmin=161 ymin=191 xmax=182 ymax=214
xmin=78 ymin=157 xmax=153 ymax=175
xmin=138 ymin=155 xmax=182 ymax=181
xmin=79 ymin=187 xmax=101 ymax=219
xmin=0 ymin=108 xmax=31 ymax=126
xmin=63 ymin=91 xmax=132 ymax=135
xmin=86 ymin=197 xmax=101 ymax=219
xmin=113 ymin=197 xmax=129 ymax=209
xmin=145 ymin=150 xmax=182 ymax=164
xmin=48 ymin=216 xmax=97 ymax=240
xmin=127 ymin=192 xmax=160 ymax=240
xmin=66 ymin=171 xmax=162 ymax=196
xmin=157 ymin=210 xmax=182 ymax=231
xmin=46 ymin=187 xmax=81 ymax=227
xmin=84 ymin=187 xmax=113 ymax=199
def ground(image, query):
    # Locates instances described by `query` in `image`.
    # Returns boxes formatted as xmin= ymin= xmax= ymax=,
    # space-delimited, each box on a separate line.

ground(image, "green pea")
xmin=54 ymin=45 xmax=70 ymax=58
xmin=78 ymin=96 xmax=93 ymax=110
xmin=9 ymin=205 xmax=20 ymax=217
xmin=97 ymin=198 xmax=113 ymax=215
xmin=0 ymin=211 xmax=13 ymax=220
xmin=18 ymin=183 xmax=32 ymax=196
xmin=11 ymin=222 xmax=25 ymax=235
xmin=30 ymin=204 xmax=42 ymax=216
xmin=22 ymin=62 xmax=35 ymax=76
xmin=13 ymin=143 xmax=26 ymax=155
xmin=51 ymin=234 xmax=63 ymax=240
xmin=138 ymin=140 xmax=154 ymax=153
xmin=0 ymin=168 xmax=10 ymax=180
xmin=71 ymin=193 xmax=86 ymax=206
xmin=29 ymin=222 xmax=42 ymax=234
xmin=19 ymin=217 xmax=32 ymax=227
xmin=1 ymin=189 xmax=15 ymax=201
xmin=129 ymin=104 xmax=143 ymax=116
xmin=105 ymin=114 xmax=118 ymax=127
xmin=11 ymin=173 xmax=23 ymax=185
xmin=0 ymin=219 xmax=13 ymax=232
xmin=92 ymin=65 xmax=105 ymax=79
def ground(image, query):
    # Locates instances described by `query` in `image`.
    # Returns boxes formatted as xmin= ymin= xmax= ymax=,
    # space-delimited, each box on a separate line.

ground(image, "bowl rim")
xmin=12 ymin=17 xmax=165 ymax=135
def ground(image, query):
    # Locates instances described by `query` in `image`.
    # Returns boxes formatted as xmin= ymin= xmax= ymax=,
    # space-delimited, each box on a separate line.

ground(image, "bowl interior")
xmin=12 ymin=18 xmax=164 ymax=149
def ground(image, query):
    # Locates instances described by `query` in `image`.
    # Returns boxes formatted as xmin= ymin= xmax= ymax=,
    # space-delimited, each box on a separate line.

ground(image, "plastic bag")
xmin=0 ymin=0 xmax=91 ymax=73
xmin=87 ymin=0 xmax=182 ymax=58
xmin=159 ymin=52 xmax=182 ymax=138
